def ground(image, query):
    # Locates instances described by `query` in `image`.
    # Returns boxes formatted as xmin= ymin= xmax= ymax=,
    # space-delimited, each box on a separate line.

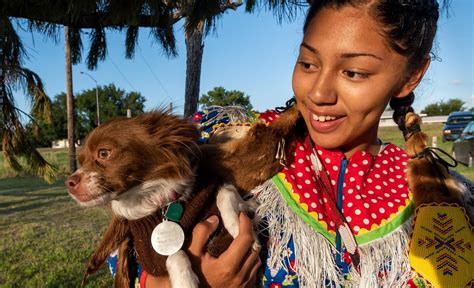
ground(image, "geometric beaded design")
xmin=409 ymin=204 xmax=474 ymax=287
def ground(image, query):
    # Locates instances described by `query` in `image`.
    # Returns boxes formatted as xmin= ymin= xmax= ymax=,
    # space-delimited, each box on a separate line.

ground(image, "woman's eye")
xmin=298 ymin=62 xmax=317 ymax=71
xmin=343 ymin=70 xmax=369 ymax=80
xmin=98 ymin=149 xmax=111 ymax=159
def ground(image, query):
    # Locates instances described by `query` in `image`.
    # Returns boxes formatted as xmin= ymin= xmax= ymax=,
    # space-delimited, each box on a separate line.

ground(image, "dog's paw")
xmin=166 ymin=250 xmax=199 ymax=288
xmin=217 ymin=184 xmax=242 ymax=239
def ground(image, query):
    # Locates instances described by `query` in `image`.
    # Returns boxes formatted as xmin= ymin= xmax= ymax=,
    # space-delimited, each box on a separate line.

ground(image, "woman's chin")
xmin=308 ymin=132 xmax=343 ymax=151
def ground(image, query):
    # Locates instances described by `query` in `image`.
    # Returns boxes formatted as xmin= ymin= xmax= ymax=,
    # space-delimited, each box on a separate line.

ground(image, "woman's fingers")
xmin=184 ymin=213 xmax=262 ymax=287
xmin=187 ymin=215 xmax=220 ymax=257
xmin=244 ymin=257 xmax=262 ymax=288
xmin=240 ymin=247 xmax=261 ymax=280
xmin=220 ymin=213 xmax=255 ymax=266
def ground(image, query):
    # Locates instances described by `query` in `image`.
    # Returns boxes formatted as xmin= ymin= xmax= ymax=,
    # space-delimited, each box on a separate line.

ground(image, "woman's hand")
xmin=145 ymin=213 xmax=261 ymax=288
xmin=186 ymin=213 xmax=261 ymax=288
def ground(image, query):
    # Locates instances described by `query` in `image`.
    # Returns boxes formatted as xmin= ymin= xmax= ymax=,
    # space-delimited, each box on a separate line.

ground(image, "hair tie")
xmin=404 ymin=123 xmax=421 ymax=140
xmin=276 ymin=97 xmax=296 ymax=113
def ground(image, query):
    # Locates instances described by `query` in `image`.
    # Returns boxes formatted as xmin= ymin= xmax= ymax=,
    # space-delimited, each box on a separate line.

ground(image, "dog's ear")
xmin=268 ymin=105 xmax=301 ymax=137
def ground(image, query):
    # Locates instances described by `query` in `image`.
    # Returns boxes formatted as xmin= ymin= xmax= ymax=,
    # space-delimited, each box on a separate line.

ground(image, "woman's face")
xmin=293 ymin=6 xmax=416 ymax=157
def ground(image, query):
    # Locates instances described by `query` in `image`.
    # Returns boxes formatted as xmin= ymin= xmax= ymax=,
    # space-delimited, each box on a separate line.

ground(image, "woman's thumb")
xmin=187 ymin=215 xmax=219 ymax=256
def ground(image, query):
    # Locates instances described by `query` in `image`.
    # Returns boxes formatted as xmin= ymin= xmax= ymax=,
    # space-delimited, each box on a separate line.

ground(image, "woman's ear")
xmin=394 ymin=58 xmax=431 ymax=99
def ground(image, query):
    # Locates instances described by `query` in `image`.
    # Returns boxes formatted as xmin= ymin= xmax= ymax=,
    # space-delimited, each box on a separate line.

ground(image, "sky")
xmin=14 ymin=0 xmax=473 ymax=117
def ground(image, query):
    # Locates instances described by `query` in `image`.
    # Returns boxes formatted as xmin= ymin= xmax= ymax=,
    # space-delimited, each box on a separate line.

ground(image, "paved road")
xmin=379 ymin=115 xmax=448 ymax=127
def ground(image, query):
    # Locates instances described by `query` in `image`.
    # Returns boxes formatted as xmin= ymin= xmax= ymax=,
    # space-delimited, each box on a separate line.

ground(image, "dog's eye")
xmin=98 ymin=149 xmax=111 ymax=160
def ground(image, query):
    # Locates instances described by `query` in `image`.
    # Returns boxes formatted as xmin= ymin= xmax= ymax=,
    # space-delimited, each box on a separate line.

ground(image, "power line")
xmin=109 ymin=56 xmax=137 ymax=91
xmin=137 ymin=45 xmax=173 ymax=104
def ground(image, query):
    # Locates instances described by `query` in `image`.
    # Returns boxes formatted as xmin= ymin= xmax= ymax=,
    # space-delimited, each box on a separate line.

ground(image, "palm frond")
xmin=1 ymin=17 xmax=26 ymax=71
xmin=86 ymin=27 xmax=107 ymax=70
xmin=68 ymin=26 xmax=83 ymax=64
xmin=150 ymin=24 xmax=177 ymax=57
xmin=245 ymin=0 xmax=308 ymax=23
xmin=125 ymin=25 xmax=139 ymax=59
xmin=262 ymin=0 xmax=308 ymax=23
xmin=27 ymin=21 xmax=60 ymax=44
xmin=1 ymin=82 xmax=57 ymax=183
xmin=148 ymin=2 xmax=176 ymax=56
xmin=245 ymin=0 xmax=257 ymax=12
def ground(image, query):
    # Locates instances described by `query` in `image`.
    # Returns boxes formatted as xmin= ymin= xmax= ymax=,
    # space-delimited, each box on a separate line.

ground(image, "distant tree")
xmin=421 ymin=98 xmax=466 ymax=116
xmin=76 ymin=84 xmax=145 ymax=134
xmin=27 ymin=93 xmax=87 ymax=147
xmin=199 ymin=87 xmax=253 ymax=111
xmin=28 ymin=84 xmax=146 ymax=146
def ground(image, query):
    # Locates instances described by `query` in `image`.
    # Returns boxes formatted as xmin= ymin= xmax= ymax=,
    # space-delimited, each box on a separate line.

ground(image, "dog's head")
xmin=66 ymin=111 xmax=200 ymax=210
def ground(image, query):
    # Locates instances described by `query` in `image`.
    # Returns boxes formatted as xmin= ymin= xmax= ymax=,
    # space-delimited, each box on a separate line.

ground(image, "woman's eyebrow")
xmin=301 ymin=42 xmax=383 ymax=61
xmin=301 ymin=42 xmax=320 ymax=56
xmin=341 ymin=52 xmax=383 ymax=61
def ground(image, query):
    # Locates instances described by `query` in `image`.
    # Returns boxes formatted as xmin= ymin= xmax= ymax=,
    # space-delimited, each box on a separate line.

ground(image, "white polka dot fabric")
xmin=278 ymin=136 xmax=411 ymax=236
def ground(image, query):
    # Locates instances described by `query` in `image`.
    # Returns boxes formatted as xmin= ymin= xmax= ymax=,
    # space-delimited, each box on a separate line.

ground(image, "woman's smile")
xmin=308 ymin=111 xmax=346 ymax=133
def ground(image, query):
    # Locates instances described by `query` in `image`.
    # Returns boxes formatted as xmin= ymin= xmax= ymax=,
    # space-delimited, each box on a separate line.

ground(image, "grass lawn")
xmin=378 ymin=123 xmax=474 ymax=180
xmin=0 ymin=122 xmax=471 ymax=287
xmin=0 ymin=177 xmax=113 ymax=287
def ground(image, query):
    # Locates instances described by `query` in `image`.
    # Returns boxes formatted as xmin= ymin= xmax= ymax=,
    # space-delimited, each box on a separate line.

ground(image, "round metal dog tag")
xmin=151 ymin=221 xmax=185 ymax=256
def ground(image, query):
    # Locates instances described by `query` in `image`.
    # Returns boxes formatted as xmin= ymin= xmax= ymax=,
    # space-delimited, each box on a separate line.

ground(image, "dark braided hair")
xmin=303 ymin=0 xmax=446 ymax=136
xmin=390 ymin=92 xmax=415 ymax=138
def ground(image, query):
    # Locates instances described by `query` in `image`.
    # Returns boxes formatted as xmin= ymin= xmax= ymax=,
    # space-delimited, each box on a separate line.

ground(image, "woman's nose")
xmin=308 ymin=71 xmax=337 ymax=105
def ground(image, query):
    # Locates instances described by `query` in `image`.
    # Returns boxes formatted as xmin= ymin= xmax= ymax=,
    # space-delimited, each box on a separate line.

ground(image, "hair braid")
xmin=390 ymin=92 xmax=415 ymax=138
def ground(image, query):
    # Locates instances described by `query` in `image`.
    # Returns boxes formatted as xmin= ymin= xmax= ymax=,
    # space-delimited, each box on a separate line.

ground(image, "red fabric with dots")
xmin=259 ymin=110 xmax=410 ymax=235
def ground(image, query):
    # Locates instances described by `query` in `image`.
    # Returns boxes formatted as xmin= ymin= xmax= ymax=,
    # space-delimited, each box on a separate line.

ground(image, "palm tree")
xmin=64 ymin=26 xmax=77 ymax=173
xmin=1 ymin=16 xmax=55 ymax=182
xmin=3 ymin=1 xmax=306 ymax=117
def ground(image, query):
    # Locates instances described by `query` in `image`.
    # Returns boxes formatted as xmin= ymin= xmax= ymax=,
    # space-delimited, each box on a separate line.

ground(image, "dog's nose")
xmin=66 ymin=174 xmax=81 ymax=189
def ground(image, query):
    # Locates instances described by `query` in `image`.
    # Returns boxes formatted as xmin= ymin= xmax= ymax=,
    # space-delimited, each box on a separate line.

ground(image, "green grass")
xmin=0 ymin=177 xmax=113 ymax=287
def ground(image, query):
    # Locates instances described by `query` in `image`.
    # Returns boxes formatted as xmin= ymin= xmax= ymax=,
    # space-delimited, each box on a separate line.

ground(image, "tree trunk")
xmin=183 ymin=20 xmax=204 ymax=118
xmin=64 ymin=26 xmax=77 ymax=173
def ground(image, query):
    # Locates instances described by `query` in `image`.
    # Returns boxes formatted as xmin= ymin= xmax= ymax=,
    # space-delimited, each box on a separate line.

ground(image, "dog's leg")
xmin=114 ymin=238 xmax=132 ymax=288
xmin=216 ymin=184 xmax=261 ymax=251
xmin=166 ymin=250 xmax=199 ymax=288
xmin=83 ymin=216 xmax=130 ymax=286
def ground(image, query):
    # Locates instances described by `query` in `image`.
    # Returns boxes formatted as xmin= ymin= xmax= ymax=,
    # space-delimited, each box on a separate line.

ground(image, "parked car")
xmin=442 ymin=111 xmax=474 ymax=142
xmin=452 ymin=121 xmax=474 ymax=167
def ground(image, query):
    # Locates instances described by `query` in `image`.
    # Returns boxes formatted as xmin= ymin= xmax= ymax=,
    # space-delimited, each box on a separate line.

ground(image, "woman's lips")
xmin=309 ymin=112 xmax=346 ymax=133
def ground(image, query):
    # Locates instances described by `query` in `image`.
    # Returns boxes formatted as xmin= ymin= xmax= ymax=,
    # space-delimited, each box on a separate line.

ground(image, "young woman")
xmin=147 ymin=0 xmax=472 ymax=287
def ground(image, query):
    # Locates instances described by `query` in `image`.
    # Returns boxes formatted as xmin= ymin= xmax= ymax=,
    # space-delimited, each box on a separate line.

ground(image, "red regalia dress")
xmin=254 ymin=110 xmax=418 ymax=287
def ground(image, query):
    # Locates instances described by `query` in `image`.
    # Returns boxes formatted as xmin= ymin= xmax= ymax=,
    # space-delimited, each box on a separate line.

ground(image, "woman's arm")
xmin=146 ymin=213 xmax=261 ymax=287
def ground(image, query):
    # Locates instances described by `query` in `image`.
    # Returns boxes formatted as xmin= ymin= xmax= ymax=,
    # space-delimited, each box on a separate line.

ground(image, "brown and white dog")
xmin=66 ymin=107 xmax=302 ymax=287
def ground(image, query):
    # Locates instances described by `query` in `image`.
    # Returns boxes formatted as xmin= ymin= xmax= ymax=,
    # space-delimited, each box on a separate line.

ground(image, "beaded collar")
xmin=271 ymin=131 xmax=413 ymax=245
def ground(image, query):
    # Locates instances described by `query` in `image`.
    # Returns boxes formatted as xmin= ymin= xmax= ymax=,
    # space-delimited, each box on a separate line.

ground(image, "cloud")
xmin=452 ymin=79 xmax=464 ymax=86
